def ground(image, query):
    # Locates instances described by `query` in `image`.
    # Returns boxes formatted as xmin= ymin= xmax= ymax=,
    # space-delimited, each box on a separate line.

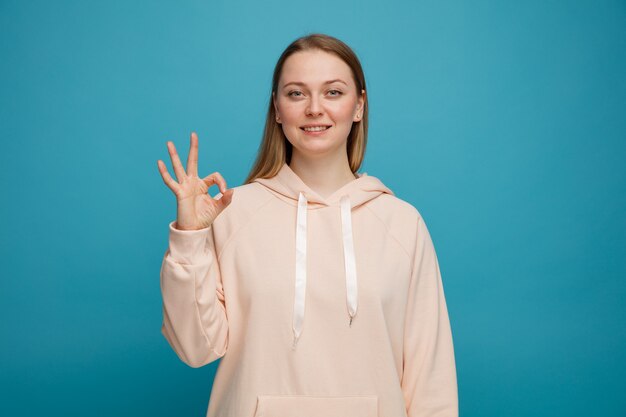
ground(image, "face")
xmin=273 ymin=49 xmax=365 ymax=160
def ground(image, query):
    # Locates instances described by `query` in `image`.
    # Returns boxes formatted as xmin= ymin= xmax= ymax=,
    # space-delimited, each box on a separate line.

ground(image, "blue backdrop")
xmin=1 ymin=0 xmax=624 ymax=416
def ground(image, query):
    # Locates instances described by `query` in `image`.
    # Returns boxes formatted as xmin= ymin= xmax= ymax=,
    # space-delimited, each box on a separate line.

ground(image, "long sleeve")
xmin=401 ymin=215 xmax=458 ymax=417
xmin=160 ymin=221 xmax=229 ymax=368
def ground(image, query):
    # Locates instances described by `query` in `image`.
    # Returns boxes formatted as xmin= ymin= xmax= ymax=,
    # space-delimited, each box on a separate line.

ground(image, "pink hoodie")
xmin=160 ymin=162 xmax=458 ymax=417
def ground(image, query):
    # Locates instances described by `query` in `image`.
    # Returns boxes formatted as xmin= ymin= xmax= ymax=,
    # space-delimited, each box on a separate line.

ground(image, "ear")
xmin=354 ymin=89 xmax=366 ymax=122
xmin=273 ymin=91 xmax=281 ymax=123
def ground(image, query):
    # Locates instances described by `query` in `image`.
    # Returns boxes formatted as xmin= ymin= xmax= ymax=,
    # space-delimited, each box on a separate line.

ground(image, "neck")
xmin=289 ymin=151 xmax=358 ymax=199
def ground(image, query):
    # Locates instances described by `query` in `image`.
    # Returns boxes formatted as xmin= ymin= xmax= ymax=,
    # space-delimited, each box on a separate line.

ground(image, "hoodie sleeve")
xmin=401 ymin=215 xmax=458 ymax=417
xmin=159 ymin=221 xmax=229 ymax=368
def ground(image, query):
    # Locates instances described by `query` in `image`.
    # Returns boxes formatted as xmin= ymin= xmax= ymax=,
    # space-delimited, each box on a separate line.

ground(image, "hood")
xmin=254 ymin=163 xmax=394 ymax=349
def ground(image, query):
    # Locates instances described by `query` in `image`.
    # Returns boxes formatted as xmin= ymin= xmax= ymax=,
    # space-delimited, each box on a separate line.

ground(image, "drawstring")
xmin=292 ymin=192 xmax=358 ymax=350
xmin=293 ymin=192 xmax=307 ymax=349
xmin=340 ymin=195 xmax=358 ymax=327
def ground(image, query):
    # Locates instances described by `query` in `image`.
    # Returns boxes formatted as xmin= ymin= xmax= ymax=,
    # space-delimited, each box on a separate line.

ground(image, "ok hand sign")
xmin=157 ymin=132 xmax=234 ymax=231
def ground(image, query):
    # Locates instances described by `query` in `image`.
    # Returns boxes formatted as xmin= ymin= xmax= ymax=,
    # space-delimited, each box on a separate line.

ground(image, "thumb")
xmin=216 ymin=188 xmax=234 ymax=211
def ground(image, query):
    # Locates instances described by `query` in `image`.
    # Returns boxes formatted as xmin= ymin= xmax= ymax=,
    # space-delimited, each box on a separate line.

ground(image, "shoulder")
xmin=364 ymin=193 xmax=426 ymax=255
xmin=216 ymin=182 xmax=273 ymax=220
xmin=365 ymin=193 xmax=423 ymax=228
xmin=211 ymin=182 xmax=274 ymax=237
xmin=226 ymin=181 xmax=271 ymax=208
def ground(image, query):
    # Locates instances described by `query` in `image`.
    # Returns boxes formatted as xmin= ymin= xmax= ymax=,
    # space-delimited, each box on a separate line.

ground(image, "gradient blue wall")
xmin=1 ymin=0 xmax=624 ymax=416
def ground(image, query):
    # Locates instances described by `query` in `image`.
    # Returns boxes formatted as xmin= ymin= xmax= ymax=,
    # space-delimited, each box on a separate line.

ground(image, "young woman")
xmin=157 ymin=33 xmax=458 ymax=417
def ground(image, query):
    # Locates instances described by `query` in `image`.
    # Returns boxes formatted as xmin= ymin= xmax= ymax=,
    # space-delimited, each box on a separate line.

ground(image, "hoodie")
xmin=160 ymin=162 xmax=458 ymax=417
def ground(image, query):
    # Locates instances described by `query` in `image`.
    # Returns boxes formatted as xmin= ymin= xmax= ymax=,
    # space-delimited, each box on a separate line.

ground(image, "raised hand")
xmin=157 ymin=132 xmax=234 ymax=231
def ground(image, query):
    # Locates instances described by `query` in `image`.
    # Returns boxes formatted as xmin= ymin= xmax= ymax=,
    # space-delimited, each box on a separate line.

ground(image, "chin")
xmin=292 ymin=141 xmax=347 ymax=157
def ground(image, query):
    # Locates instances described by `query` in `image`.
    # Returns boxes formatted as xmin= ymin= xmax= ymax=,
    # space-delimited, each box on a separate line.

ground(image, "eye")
xmin=328 ymin=89 xmax=343 ymax=96
xmin=287 ymin=90 xmax=303 ymax=97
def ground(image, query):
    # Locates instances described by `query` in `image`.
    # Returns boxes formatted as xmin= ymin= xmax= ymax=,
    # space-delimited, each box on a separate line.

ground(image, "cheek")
xmin=278 ymin=103 xmax=302 ymax=123
xmin=329 ymin=102 xmax=357 ymax=120
xmin=329 ymin=96 xmax=357 ymax=114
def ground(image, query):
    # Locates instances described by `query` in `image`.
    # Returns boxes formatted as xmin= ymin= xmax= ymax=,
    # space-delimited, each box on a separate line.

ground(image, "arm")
xmin=159 ymin=220 xmax=229 ymax=368
xmin=401 ymin=215 xmax=458 ymax=416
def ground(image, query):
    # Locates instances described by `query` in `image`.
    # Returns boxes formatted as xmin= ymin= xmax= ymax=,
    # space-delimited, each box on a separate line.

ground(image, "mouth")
xmin=300 ymin=125 xmax=332 ymax=132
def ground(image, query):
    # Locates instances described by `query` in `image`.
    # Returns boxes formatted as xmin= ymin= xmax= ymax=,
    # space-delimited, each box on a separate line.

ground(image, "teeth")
xmin=303 ymin=126 xmax=329 ymax=132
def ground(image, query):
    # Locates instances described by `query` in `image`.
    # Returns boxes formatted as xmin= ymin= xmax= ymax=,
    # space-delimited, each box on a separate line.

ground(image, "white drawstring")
xmin=293 ymin=192 xmax=308 ymax=349
xmin=340 ymin=195 xmax=358 ymax=327
xmin=292 ymin=193 xmax=358 ymax=350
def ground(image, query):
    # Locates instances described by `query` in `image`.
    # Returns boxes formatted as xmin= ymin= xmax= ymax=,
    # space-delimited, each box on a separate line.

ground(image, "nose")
xmin=306 ymin=95 xmax=323 ymax=117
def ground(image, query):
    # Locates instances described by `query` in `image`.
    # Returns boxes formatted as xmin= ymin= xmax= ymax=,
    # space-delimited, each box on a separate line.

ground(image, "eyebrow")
xmin=282 ymin=79 xmax=348 ymax=89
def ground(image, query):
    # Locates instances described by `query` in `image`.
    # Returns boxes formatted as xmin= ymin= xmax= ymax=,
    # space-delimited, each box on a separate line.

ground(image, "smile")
xmin=301 ymin=125 xmax=331 ymax=132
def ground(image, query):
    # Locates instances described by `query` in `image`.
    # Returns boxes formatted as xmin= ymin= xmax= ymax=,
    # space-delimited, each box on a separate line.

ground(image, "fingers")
xmin=157 ymin=160 xmax=180 ymax=193
xmin=214 ymin=188 xmax=234 ymax=214
xmin=201 ymin=171 xmax=228 ymax=194
xmin=219 ymin=188 xmax=234 ymax=207
xmin=167 ymin=141 xmax=187 ymax=182
xmin=186 ymin=132 xmax=199 ymax=177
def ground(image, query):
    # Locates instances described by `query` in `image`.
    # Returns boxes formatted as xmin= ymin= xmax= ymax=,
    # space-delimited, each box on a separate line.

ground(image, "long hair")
xmin=243 ymin=33 xmax=368 ymax=184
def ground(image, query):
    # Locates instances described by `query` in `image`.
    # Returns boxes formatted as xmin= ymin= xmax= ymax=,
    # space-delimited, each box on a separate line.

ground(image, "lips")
xmin=300 ymin=125 xmax=332 ymax=132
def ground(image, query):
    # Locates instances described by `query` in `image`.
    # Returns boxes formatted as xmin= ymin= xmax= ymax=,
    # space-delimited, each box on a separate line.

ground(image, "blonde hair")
xmin=243 ymin=33 xmax=368 ymax=184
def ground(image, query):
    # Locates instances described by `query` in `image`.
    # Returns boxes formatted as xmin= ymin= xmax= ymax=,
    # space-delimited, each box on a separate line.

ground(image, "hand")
xmin=157 ymin=132 xmax=234 ymax=231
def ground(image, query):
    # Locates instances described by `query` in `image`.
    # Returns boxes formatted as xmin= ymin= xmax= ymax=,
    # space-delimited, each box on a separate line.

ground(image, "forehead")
xmin=280 ymin=49 xmax=355 ymax=87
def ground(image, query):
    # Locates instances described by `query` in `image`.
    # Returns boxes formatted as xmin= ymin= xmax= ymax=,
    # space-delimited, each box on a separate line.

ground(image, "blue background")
xmin=1 ymin=0 xmax=625 ymax=416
